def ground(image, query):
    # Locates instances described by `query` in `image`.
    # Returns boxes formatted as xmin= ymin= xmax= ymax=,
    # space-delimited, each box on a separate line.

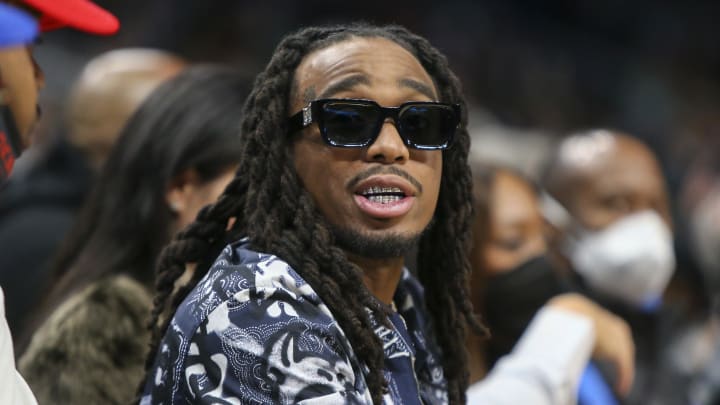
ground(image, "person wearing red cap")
xmin=0 ymin=2 xmax=38 ymax=181
xmin=19 ymin=0 xmax=119 ymax=35
xmin=0 ymin=2 xmax=117 ymax=404
xmin=0 ymin=4 xmax=41 ymax=405
xmin=0 ymin=0 xmax=118 ymax=181
xmin=0 ymin=10 xmax=41 ymax=405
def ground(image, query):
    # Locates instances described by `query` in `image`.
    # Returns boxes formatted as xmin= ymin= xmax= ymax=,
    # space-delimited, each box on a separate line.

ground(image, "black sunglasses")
xmin=287 ymin=98 xmax=461 ymax=150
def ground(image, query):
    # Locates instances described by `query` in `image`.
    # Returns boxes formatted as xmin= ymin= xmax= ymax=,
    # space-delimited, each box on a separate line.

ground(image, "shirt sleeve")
xmin=0 ymin=286 xmax=38 ymax=405
xmin=466 ymin=306 xmax=595 ymax=405
xmin=181 ymin=288 xmax=372 ymax=404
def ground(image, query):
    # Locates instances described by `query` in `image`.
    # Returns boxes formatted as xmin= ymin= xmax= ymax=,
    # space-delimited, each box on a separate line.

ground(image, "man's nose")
xmin=364 ymin=121 xmax=410 ymax=164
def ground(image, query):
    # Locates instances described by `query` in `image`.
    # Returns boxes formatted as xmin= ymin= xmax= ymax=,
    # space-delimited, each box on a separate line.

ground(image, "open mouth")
xmin=352 ymin=177 xmax=416 ymax=219
xmin=355 ymin=179 xmax=415 ymax=219
xmin=358 ymin=186 xmax=407 ymax=204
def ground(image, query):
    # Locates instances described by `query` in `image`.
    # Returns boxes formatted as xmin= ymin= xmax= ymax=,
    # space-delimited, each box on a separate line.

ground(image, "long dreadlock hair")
xmin=141 ymin=23 xmax=486 ymax=405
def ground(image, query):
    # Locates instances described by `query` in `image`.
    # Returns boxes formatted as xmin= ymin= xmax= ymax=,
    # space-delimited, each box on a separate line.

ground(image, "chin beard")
xmin=328 ymin=223 xmax=424 ymax=259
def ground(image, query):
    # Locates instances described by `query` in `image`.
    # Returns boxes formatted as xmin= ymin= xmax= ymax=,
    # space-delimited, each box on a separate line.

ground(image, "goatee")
xmin=329 ymin=224 xmax=424 ymax=259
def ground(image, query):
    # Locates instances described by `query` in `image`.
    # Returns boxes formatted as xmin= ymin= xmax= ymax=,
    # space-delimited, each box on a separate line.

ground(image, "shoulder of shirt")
xmin=172 ymin=239 xmax=324 ymax=331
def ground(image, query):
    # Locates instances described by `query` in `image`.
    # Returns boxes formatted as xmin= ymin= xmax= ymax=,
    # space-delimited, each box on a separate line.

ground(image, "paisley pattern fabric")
xmin=140 ymin=239 xmax=447 ymax=404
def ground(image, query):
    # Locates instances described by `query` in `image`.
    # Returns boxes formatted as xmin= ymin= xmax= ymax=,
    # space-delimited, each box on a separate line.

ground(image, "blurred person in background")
xmin=1 ymin=1 xmax=117 ymax=404
xmin=0 ymin=5 xmax=40 ymax=404
xmin=64 ymin=48 xmax=186 ymax=171
xmin=18 ymin=65 xmax=248 ymax=405
xmin=467 ymin=166 xmax=566 ymax=377
xmin=0 ymin=3 xmax=36 ymax=180
xmin=666 ymin=155 xmax=720 ymax=405
xmin=673 ymin=141 xmax=720 ymax=318
xmin=466 ymin=164 xmax=631 ymax=405
xmin=542 ymin=129 xmax=690 ymax=404
xmin=688 ymin=184 xmax=720 ymax=311
xmin=0 ymin=0 xmax=118 ymax=180
xmin=671 ymin=179 xmax=720 ymax=405
xmin=0 ymin=48 xmax=184 ymax=342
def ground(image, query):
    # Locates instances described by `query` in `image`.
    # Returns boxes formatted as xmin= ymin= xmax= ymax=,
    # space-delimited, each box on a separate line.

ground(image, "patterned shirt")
xmin=141 ymin=239 xmax=447 ymax=404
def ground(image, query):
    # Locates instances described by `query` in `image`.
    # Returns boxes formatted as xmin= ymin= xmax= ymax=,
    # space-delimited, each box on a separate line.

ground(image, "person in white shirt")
xmin=466 ymin=166 xmax=634 ymax=404
xmin=469 ymin=293 xmax=634 ymax=405
xmin=1 ymin=286 xmax=36 ymax=405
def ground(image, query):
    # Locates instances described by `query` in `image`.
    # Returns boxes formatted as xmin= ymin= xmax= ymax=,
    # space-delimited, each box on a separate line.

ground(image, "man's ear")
xmin=165 ymin=168 xmax=200 ymax=215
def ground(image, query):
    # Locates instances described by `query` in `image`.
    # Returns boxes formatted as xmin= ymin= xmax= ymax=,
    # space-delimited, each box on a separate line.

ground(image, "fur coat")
xmin=19 ymin=275 xmax=152 ymax=405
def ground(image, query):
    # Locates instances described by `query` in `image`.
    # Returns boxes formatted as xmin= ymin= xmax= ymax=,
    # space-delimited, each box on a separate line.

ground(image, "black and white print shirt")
xmin=141 ymin=239 xmax=447 ymax=404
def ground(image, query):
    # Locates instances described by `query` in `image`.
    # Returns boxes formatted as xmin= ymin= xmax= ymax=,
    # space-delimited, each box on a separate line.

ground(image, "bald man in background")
xmin=542 ymin=129 xmax=689 ymax=404
xmin=0 ymin=48 xmax=185 ymax=342
xmin=544 ymin=130 xmax=674 ymax=308
xmin=65 ymin=48 xmax=185 ymax=169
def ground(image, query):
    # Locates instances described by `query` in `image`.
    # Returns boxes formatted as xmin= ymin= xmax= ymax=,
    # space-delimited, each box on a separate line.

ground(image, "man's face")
xmin=0 ymin=46 xmax=42 ymax=148
xmin=0 ymin=0 xmax=43 ymax=149
xmin=567 ymin=140 xmax=671 ymax=231
xmin=290 ymin=37 xmax=443 ymax=258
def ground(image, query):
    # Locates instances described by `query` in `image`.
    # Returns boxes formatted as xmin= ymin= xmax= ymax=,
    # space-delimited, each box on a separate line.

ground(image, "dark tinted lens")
xmin=320 ymin=101 xmax=380 ymax=146
xmin=398 ymin=104 xmax=457 ymax=148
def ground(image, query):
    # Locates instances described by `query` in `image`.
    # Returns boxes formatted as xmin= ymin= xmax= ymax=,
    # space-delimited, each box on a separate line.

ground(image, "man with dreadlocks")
xmin=139 ymin=23 xmax=633 ymax=405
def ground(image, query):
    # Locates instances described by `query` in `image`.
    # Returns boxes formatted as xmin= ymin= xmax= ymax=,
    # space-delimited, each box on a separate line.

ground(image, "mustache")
xmin=347 ymin=165 xmax=423 ymax=194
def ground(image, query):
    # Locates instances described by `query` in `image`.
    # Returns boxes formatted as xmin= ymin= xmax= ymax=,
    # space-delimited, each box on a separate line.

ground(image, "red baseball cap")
xmin=22 ymin=0 xmax=119 ymax=35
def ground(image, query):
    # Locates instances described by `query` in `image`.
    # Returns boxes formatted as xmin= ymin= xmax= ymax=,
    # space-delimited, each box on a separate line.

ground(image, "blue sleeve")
xmin=181 ymin=288 xmax=371 ymax=404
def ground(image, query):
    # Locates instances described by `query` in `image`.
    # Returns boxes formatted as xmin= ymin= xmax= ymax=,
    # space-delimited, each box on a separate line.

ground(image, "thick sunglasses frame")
xmin=287 ymin=98 xmax=461 ymax=150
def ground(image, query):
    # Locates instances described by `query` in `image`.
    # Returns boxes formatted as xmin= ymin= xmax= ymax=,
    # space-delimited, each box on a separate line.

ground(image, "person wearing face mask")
xmin=674 ymin=181 xmax=720 ymax=405
xmin=468 ymin=166 xmax=568 ymax=369
xmin=543 ymin=131 xmax=675 ymax=310
xmin=542 ymin=129 xmax=683 ymax=404
xmin=467 ymin=164 xmax=626 ymax=405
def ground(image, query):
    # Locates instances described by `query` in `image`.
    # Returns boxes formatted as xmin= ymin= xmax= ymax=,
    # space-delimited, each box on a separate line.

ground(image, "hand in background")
xmin=548 ymin=293 xmax=635 ymax=396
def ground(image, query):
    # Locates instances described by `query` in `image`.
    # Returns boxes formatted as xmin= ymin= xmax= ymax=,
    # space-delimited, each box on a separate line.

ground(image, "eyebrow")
xmin=314 ymin=75 xmax=437 ymax=101
xmin=399 ymin=78 xmax=436 ymax=100
xmin=318 ymin=75 xmax=371 ymax=100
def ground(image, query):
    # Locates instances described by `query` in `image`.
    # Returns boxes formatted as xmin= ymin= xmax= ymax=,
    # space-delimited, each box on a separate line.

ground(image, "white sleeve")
xmin=466 ymin=307 xmax=594 ymax=405
xmin=0 ymin=286 xmax=38 ymax=405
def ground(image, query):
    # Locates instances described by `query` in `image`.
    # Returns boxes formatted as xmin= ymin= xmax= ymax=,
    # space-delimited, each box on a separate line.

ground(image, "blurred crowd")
xmin=1 ymin=1 xmax=719 ymax=404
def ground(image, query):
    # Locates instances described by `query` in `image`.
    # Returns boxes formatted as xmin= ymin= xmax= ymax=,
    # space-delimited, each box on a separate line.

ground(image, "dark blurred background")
xmin=12 ymin=0 xmax=719 ymax=397
xmin=32 ymin=0 xmax=719 ymax=216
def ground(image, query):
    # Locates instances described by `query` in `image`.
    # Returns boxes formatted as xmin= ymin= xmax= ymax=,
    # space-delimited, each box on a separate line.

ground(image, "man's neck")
xmin=347 ymin=254 xmax=405 ymax=305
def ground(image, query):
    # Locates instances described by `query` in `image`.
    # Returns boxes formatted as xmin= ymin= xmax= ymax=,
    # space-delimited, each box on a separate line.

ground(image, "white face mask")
xmin=565 ymin=210 xmax=676 ymax=308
